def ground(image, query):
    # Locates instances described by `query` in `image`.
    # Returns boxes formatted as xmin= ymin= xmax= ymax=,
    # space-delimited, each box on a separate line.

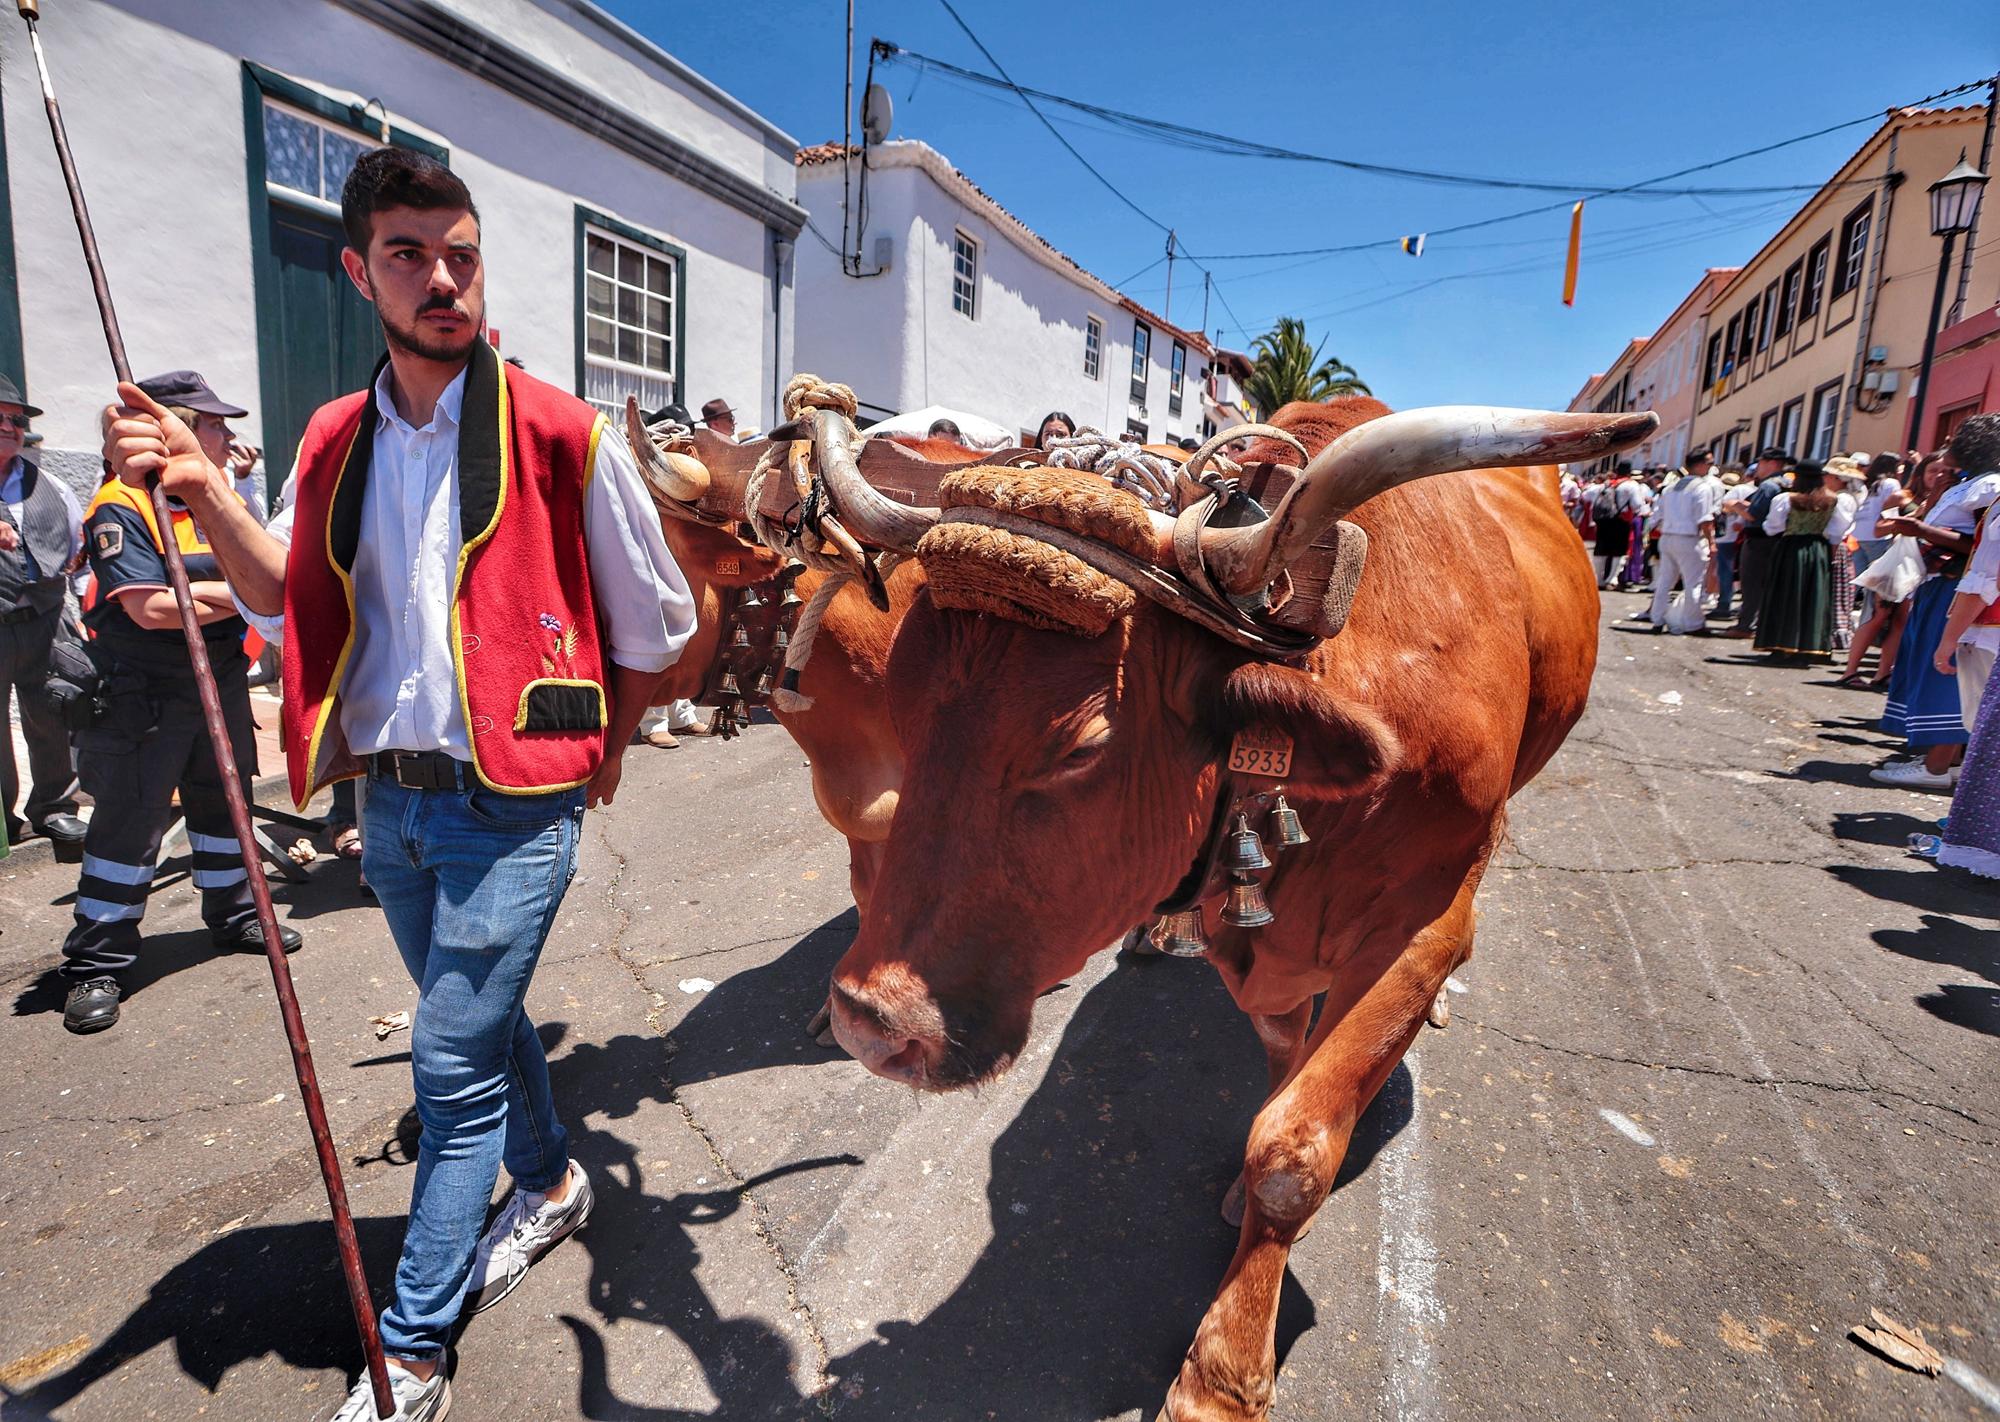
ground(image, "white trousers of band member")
xmin=1648 ymin=533 xmax=1711 ymax=634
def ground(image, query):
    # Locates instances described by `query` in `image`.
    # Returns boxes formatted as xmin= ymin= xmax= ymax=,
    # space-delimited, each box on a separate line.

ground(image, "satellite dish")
xmin=862 ymin=82 xmax=893 ymax=144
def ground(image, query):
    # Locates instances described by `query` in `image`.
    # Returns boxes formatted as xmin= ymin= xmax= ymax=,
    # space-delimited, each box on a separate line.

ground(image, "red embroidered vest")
xmin=281 ymin=342 xmax=610 ymax=806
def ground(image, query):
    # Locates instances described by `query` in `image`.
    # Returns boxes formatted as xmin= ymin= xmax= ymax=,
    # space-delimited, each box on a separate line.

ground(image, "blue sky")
xmin=603 ymin=0 xmax=1997 ymax=411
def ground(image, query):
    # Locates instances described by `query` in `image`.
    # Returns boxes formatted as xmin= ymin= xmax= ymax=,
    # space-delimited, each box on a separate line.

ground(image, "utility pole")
xmin=1200 ymin=269 xmax=1211 ymax=343
xmin=1162 ymin=229 xmax=1176 ymax=325
xmin=841 ymin=0 xmax=855 ymax=274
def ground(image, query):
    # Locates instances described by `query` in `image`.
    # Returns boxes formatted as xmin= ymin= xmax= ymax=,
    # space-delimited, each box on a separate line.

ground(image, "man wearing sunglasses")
xmin=0 ymin=373 xmax=86 ymax=857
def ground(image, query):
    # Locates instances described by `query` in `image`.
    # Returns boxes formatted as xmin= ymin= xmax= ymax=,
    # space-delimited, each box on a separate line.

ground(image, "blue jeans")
xmin=360 ymin=773 xmax=585 ymax=1359
xmin=1714 ymin=541 xmax=1738 ymax=620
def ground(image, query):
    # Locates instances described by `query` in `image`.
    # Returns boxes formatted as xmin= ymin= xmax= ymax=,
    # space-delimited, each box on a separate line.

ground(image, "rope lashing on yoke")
xmin=1040 ymin=428 xmax=1182 ymax=510
xmin=745 ymin=375 xmax=900 ymax=712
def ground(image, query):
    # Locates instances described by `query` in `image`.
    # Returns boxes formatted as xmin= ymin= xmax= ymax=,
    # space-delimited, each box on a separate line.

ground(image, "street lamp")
xmin=1906 ymin=151 xmax=1989 ymax=451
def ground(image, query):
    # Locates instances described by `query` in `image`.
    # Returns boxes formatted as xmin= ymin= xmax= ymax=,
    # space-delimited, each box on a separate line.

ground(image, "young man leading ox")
xmin=103 ymin=148 xmax=695 ymax=1420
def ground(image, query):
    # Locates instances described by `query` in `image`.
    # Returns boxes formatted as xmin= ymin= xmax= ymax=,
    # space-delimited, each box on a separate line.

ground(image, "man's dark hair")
xmin=1687 ymin=448 xmax=1712 ymax=465
xmin=927 ymin=418 xmax=963 ymax=441
xmin=1947 ymin=413 xmax=2000 ymax=475
xmin=340 ymin=146 xmax=478 ymax=252
xmin=1614 ymin=460 xmax=1633 ymax=476
xmin=1866 ymin=452 xmax=1902 ymax=479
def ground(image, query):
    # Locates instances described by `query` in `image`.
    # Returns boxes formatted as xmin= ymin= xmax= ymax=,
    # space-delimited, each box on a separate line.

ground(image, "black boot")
xmin=63 ymin=977 xmax=121 ymax=1034
xmin=212 ymin=920 xmax=304 ymax=955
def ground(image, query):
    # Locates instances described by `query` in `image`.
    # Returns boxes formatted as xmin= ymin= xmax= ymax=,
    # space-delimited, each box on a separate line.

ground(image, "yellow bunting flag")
xmin=1399 ymin=234 xmax=1426 ymax=257
xmin=1562 ymin=201 xmax=1584 ymax=307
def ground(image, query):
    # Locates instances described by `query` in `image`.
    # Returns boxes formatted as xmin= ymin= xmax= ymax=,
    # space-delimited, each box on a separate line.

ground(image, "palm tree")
xmin=1244 ymin=317 xmax=1372 ymax=417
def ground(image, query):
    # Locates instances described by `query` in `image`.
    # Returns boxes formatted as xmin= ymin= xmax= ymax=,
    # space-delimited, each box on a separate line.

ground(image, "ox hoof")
xmin=1427 ymin=983 xmax=1451 ymax=1029
xmin=1118 ymin=922 xmax=1163 ymax=958
xmin=1219 ymin=1172 xmax=1318 ymax=1240
xmin=805 ymin=1001 xmax=840 ymax=1050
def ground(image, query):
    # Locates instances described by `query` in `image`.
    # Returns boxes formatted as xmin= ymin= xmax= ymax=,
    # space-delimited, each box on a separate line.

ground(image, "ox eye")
xmin=1058 ymin=728 xmax=1112 ymax=772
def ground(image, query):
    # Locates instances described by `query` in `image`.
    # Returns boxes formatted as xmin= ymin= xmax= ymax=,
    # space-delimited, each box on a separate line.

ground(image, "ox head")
xmin=819 ymin=399 xmax=1653 ymax=1089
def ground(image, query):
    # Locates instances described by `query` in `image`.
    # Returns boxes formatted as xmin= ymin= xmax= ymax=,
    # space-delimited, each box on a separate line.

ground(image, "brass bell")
xmin=730 ymin=624 xmax=753 ymax=650
xmin=754 ymin=669 xmax=776 ymax=696
xmin=734 ymin=704 xmax=755 ymax=729
xmin=1156 ymin=909 xmax=1210 ymax=958
xmin=773 ymin=627 xmax=791 ymax=651
xmin=779 ymin=585 xmax=804 ymax=609
xmin=1222 ymin=812 xmax=1271 ymax=873
xmin=714 ymin=700 xmax=742 ymax=739
xmin=739 ymin=587 xmax=766 ymax=610
xmin=717 ymin=670 xmax=741 ymax=696
xmin=1270 ymin=795 xmax=1309 ymax=849
xmin=1220 ymin=874 xmax=1275 ymax=929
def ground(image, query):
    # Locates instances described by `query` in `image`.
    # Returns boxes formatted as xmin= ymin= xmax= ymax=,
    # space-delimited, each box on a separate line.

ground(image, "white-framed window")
xmin=1169 ymin=341 xmax=1187 ymax=415
xmin=1084 ymin=316 xmax=1103 ymax=380
xmin=261 ymin=98 xmax=369 ymax=206
xmin=580 ymin=216 xmax=681 ymax=418
xmin=1778 ymin=397 xmax=1804 ymax=456
xmin=1806 ymin=380 xmax=1841 ymax=460
xmin=1130 ymin=320 xmax=1151 ymax=405
xmin=952 ymin=230 xmax=978 ymax=318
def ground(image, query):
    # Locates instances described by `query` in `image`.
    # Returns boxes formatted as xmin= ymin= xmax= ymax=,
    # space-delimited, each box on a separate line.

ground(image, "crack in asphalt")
xmin=585 ymin=814 xmax=836 ymax=1411
xmin=0 ymin=1094 xmax=282 ymax=1140
xmin=1474 ymin=1021 xmax=1992 ymax=1136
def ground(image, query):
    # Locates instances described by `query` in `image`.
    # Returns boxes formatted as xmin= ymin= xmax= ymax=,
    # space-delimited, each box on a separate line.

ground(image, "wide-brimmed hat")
xmin=136 ymin=369 xmax=248 ymax=418
xmin=0 ymin=373 xmax=42 ymax=418
xmin=1824 ymin=455 xmax=1868 ymax=490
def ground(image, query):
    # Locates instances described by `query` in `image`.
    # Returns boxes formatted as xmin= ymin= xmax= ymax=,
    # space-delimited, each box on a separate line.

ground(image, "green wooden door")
xmin=261 ymin=204 xmax=383 ymax=496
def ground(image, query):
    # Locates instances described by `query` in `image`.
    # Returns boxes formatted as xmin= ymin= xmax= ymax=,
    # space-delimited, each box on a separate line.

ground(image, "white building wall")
xmin=795 ymin=146 xmax=1207 ymax=445
xmin=2 ymin=0 xmax=796 ymax=478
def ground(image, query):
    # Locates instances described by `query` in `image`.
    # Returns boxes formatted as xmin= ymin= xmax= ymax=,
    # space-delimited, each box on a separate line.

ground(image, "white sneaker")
xmin=330 ymin=1360 xmax=450 ymax=1421
xmin=1869 ymin=760 xmax=1959 ymax=792
xmin=465 ymin=1162 xmax=593 ymax=1314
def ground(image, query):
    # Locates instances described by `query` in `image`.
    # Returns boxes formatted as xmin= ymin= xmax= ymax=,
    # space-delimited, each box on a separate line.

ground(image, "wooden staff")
xmin=11 ymin=2 xmax=392 ymax=1414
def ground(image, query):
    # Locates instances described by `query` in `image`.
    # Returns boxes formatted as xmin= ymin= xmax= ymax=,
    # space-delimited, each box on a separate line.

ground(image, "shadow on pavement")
xmin=3 ymin=1023 xmax=845 ymax=1421
xmin=1784 ymin=759 xmax=1902 ymax=790
xmin=10 ymin=925 xmax=225 ymax=1019
xmin=816 ymin=955 xmax=1412 ymax=1421
xmin=1915 ymin=984 xmax=2000 ymax=1037
xmin=667 ymin=908 xmax=859 ymax=1084
xmin=1831 ymin=809 xmax=1938 ymax=848
xmin=1827 ymin=863 xmax=1999 ymax=920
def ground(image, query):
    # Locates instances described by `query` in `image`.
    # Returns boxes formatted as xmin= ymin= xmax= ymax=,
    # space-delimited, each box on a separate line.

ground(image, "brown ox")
xmin=815 ymin=396 xmax=1652 ymax=1420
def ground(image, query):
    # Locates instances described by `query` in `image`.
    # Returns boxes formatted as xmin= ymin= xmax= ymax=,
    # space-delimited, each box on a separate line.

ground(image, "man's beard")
xmin=375 ymin=289 xmax=482 ymax=363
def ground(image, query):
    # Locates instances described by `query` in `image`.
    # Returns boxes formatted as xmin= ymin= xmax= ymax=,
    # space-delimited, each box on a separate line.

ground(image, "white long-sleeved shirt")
xmin=241 ymin=366 xmax=695 ymax=759
xmin=1959 ymin=485 xmax=2000 ymax=656
xmin=1762 ymin=490 xmax=1856 ymax=543
xmin=1655 ymin=471 xmax=1725 ymax=535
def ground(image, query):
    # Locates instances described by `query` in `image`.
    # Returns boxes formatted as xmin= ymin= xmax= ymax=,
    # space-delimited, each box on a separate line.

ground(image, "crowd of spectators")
xmin=1563 ymin=413 xmax=2000 ymax=880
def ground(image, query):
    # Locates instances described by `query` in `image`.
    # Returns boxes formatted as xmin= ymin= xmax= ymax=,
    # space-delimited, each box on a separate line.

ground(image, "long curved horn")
xmin=1199 ymin=406 xmax=1658 ymax=597
xmin=624 ymin=395 xmax=710 ymax=504
xmin=809 ymin=407 xmax=940 ymax=554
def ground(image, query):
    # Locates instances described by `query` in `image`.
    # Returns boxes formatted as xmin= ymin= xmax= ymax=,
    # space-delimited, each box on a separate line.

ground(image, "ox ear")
xmin=1209 ymin=662 xmax=1400 ymax=801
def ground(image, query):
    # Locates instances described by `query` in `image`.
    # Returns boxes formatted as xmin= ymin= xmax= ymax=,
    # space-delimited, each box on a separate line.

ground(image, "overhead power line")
xmin=882 ymin=44 xmax=1990 ymax=206
xmin=881 ymin=39 xmax=1992 ymax=262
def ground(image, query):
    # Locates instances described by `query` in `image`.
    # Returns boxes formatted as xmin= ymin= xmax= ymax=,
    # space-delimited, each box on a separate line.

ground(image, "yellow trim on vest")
xmin=300 ymin=422 xmax=364 ymax=811
xmin=512 ymin=676 xmax=609 ymax=732
xmin=582 ymin=412 xmax=606 ymax=494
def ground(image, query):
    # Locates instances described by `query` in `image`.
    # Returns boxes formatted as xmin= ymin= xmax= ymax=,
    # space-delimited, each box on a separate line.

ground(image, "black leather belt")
xmin=366 ymin=749 xmax=472 ymax=791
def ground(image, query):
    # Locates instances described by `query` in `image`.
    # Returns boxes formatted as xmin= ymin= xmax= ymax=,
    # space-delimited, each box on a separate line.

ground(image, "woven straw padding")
xmin=917 ymin=467 xmax=1151 ymax=636
xmin=936 ymin=467 xmax=1157 ymax=558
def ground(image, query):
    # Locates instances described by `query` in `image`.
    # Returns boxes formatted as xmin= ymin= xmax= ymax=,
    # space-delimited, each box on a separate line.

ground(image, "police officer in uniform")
xmin=60 ymin=371 xmax=301 ymax=1034
xmin=0 ymin=373 xmax=87 ymax=854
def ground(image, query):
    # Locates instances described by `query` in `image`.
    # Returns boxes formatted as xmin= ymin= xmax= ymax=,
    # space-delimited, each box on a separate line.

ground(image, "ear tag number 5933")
xmin=1228 ymin=728 xmax=1293 ymax=778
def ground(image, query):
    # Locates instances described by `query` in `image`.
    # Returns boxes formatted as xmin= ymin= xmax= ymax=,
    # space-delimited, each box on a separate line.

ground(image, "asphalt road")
xmin=0 ymin=591 xmax=1993 ymax=1422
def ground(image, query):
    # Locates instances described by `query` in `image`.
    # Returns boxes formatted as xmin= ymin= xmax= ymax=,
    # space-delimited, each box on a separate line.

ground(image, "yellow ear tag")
xmin=1228 ymin=727 xmax=1294 ymax=778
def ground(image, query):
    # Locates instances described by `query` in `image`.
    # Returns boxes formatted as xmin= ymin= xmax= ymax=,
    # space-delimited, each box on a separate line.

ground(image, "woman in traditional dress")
xmin=1824 ymin=457 xmax=1868 ymax=651
xmin=1754 ymin=461 xmax=1853 ymax=659
xmin=1873 ymin=430 xmax=2000 ymax=792
xmin=1840 ymin=456 xmax=1920 ymax=688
